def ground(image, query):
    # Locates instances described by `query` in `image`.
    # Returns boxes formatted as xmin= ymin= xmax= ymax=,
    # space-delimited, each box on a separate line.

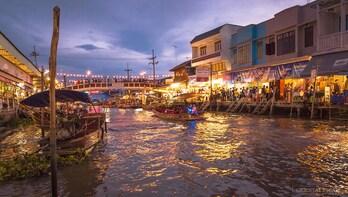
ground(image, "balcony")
xmin=318 ymin=31 xmax=348 ymax=51
xmin=191 ymin=52 xmax=221 ymax=64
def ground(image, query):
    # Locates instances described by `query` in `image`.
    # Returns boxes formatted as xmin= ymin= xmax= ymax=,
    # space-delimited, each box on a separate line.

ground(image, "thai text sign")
xmin=325 ymin=87 xmax=330 ymax=102
xmin=196 ymin=67 xmax=210 ymax=82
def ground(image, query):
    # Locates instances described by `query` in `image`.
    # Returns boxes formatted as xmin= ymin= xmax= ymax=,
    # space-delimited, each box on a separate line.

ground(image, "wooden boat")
xmin=38 ymin=113 xmax=106 ymax=155
xmin=20 ymin=89 xmax=106 ymax=155
xmin=152 ymin=110 xmax=205 ymax=121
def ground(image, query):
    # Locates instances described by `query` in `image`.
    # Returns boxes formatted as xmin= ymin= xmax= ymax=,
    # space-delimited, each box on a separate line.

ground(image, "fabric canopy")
xmin=300 ymin=51 xmax=348 ymax=78
xmin=20 ymin=89 xmax=90 ymax=107
xmin=173 ymin=93 xmax=205 ymax=100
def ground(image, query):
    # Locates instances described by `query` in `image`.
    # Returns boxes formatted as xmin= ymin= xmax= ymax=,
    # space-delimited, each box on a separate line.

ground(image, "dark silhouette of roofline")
xmin=190 ymin=24 xmax=242 ymax=44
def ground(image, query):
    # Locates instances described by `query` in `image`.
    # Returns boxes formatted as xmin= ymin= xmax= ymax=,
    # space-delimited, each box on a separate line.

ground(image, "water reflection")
xmin=0 ymin=109 xmax=347 ymax=196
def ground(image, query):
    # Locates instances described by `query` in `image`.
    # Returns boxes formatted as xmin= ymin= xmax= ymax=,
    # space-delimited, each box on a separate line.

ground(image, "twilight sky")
xmin=0 ymin=0 xmax=309 ymax=77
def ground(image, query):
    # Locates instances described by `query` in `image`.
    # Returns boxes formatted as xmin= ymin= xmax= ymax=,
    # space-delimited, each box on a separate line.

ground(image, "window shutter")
xmin=266 ymin=43 xmax=271 ymax=55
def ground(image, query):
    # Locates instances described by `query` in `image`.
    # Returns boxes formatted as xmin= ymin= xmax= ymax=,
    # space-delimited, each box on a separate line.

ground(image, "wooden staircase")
xmin=199 ymin=101 xmax=210 ymax=112
xmin=252 ymin=99 xmax=266 ymax=114
xmin=226 ymin=101 xmax=237 ymax=112
xmin=231 ymin=98 xmax=245 ymax=113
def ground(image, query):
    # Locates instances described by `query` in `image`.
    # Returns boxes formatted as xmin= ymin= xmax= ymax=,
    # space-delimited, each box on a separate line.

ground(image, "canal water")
xmin=0 ymin=108 xmax=347 ymax=196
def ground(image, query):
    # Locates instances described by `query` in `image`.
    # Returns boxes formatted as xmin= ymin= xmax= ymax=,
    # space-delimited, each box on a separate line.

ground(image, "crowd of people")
xmin=211 ymin=85 xmax=277 ymax=102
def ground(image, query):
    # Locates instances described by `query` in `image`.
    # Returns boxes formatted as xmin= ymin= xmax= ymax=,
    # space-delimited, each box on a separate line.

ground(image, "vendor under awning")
xmin=300 ymin=51 xmax=348 ymax=78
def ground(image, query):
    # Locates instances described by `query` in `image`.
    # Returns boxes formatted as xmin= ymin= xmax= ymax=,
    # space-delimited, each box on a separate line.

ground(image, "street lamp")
xmin=140 ymin=71 xmax=146 ymax=79
xmin=87 ymin=70 xmax=91 ymax=84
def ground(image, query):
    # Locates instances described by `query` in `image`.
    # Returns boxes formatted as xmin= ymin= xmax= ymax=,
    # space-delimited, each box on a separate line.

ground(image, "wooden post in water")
xmin=209 ymin=63 xmax=213 ymax=111
xmin=49 ymin=6 xmax=60 ymax=197
xmin=269 ymin=87 xmax=276 ymax=116
xmin=41 ymin=66 xmax=45 ymax=138
xmin=310 ymin=66 xmax=318 ymax=120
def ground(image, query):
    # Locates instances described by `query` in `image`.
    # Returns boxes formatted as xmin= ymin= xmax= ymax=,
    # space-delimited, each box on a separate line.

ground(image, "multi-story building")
xmin=300 ymin=0 xmax=348 ymax=96
xmin=190 ymin=24 xmax=242 ymax=89
xmin=228 ymin=3 xmax=317 ymax=99
xmin=0 ymin=32 xmax=41 ymax=112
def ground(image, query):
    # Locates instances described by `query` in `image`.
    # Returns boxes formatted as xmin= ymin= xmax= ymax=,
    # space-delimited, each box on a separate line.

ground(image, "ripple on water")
xmin=0 ymin=108 xmax=348 ymax=196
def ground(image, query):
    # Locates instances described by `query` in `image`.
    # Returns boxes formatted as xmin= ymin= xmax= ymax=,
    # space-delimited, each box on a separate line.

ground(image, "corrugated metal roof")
xmin=169 ymin=60 xmax=191 ymax=71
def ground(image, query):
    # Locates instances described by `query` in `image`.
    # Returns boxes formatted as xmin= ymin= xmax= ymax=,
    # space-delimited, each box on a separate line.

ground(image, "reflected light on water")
xmin=0 ymin=109 xmax=348 ymax=196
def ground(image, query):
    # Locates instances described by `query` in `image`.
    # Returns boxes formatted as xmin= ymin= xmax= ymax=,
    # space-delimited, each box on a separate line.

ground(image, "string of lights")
xmin=56 ymin=72 xmax=173 ymax=78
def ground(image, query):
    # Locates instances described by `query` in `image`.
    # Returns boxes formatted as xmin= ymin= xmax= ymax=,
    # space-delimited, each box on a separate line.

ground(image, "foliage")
xmin=0 ymin=149 xmax=89 ymax=180
xmin=0 ymin=113 xmax=5 ymax=126
xmin=57 ymin=148 xmax=89 ymax=166
xmin=7 ymin=117 xmax=34 ymax=127
xmin=0 ymin=153 xmax=49 ymax=180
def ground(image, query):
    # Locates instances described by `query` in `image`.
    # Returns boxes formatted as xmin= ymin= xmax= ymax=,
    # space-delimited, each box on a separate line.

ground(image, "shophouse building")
xmin=168 ymin=60 xmax=194 ymax=93
xmin=301 ymin=0 xmax=348 ymax=99
xmin=0 ymin=32 xmax=41 ymax=111
xmin=228 ymin=3 xmax=317 ymax=100
xmin=190 ymin=24 xmax=242 ymax=92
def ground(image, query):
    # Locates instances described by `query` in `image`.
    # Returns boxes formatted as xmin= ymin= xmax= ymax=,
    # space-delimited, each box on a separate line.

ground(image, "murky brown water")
xmin=0 ymin=108 xmax=347 ymax=196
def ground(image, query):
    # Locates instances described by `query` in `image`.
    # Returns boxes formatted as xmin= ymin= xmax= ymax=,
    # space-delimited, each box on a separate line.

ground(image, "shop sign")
xmin=189 ymin=76 xmax=196 ymax=84
xmin=324 ymin=86 xmax=330 ymax=102
xmin=231 ymin=60 xmax=309 ymax=83
xmin=293 ymin=62 xmax=308 ymax=77
xmin=333 ymin=58 xmax=348 ymax=67
xmin=196 ymin=67 xmax=210 ymax=82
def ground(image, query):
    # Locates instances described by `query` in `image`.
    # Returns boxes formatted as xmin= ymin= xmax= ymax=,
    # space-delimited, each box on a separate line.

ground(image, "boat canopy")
xmin=20 ymin=89 xmax=90 ymax=107
xmin=173 ymin=93 xmax=205 ymax=100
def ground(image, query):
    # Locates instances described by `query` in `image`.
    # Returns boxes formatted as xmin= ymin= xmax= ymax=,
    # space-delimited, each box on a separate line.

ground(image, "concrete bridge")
xmin=66 ymin=81 xmax=158 ymax=92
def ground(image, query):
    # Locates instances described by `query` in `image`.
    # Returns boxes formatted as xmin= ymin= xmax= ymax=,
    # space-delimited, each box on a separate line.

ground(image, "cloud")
xmin=0 ymin=0 xmax=309 ymax=76
xmin=75 ymin=44 xmax=103 ymax=51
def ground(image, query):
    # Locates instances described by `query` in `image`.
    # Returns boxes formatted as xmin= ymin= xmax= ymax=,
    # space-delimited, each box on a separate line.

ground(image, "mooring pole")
xmin=210 ymin=63 xmax=213 ymax=111
xmin=310 ymin=66 xmax=318 ymax=120
xmin=41 ymin=66 xmax=45 ymax=138
xmin=49 ymin=6 xmax=60 ymax=197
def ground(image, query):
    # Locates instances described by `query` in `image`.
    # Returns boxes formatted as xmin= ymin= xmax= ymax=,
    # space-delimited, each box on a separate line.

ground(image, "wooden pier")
xmin=198 ymin=99 xmax=348 ymax=120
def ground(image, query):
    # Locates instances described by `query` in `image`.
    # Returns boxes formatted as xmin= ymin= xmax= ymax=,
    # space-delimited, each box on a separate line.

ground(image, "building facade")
xmin=190 ymin=24 xmax=242 ymax=90
xmin=0 ymin=32 xmax=40 ymax=111
xmin=227 ymin=3 xmax=317 ymax=100
xmin=300 ymin=0 xmax=348 ymax=99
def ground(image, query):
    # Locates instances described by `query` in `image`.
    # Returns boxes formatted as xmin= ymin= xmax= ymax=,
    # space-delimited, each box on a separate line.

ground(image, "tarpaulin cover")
xmin=90 ymin=91 xmax=110 ymax=102
xmin=300 ymin=51 xmax=348 ymax=78
xmin=231 ymin=61 xmax=308 ymax=83
xmin=20 ymin=89 xmax=90 ymax=107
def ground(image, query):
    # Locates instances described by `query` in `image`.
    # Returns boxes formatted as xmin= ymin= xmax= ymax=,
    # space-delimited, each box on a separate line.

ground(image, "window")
xmin=238 ymin=44 xmax=251 ymax=65
xmin=257 ymin=41 xmax=263 ymax=59
xmin=277 ymin=30 xmax=295 ymax=56
xmin=200 ymin=46 xmax=206 ymax=56
xmin=304 ymin=26 xmax=313 ymax=48
xmin=212 ymin=62 xmax=226 ymax=71
xmin=233 ymin=49 xmax=237 ymax=64
xmin=266 ymin=37 xmax=275 ymax=55
xmin=214 ymin=41 xmax=221 ymax=51
xmin=338 ymin=15 xmax=348 ymax=31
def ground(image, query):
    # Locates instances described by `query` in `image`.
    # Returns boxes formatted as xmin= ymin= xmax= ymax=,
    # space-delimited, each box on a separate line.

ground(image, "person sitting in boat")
xmin=186 ymin=104 xmax=193 ymax=114
xmin=191 ymin=105 xmax=198 ymax=116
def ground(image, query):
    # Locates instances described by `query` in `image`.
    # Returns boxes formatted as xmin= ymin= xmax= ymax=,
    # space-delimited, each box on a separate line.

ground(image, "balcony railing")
xmin=318 ymin=31 xmax=348 ymax=51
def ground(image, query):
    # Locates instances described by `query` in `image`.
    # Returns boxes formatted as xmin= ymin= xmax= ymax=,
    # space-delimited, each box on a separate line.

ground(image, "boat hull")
xmin=152 ymin=110 xmax=204 ymax=121
xmin=39 ymin=113 xmax=106 ymax=155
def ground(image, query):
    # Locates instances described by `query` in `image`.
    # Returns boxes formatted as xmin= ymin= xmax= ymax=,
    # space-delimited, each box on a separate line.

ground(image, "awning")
xmin=300 ymin=51 xmax=348 ymax=78
xmin=20 ymin=89 xmax=90 ymax=107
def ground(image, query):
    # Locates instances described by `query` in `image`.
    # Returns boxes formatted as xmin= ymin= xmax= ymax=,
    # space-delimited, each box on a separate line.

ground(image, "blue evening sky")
xmin=0 ymin=0 xmax=309 ymax=77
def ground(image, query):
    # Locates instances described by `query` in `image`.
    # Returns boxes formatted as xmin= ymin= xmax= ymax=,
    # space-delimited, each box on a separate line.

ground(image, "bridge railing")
xmin=67 ymin=81 xmax=158 ymax=90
